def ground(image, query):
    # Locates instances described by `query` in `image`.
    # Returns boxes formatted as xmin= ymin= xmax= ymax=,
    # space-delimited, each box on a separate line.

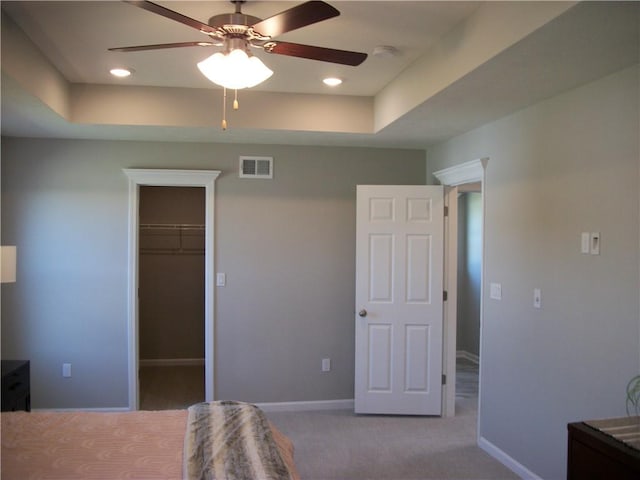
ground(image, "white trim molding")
xmin=256 ymin=399 xmax=354 ymax=413
xmin=433 ymin=158 xmax=488 ymax=186
xmin=34 ymin=407 xmax=132 ymax=413
xmin=123 ymin=169 xmax=220 ymax=410
xmin=479 ymin=436 xmax=543 ymax=479
xmin=433 ymin=158 xmax=488 ymax=421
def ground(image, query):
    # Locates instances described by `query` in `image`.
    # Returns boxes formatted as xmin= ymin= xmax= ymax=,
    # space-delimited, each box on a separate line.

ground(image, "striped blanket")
xmin=183 ymin=401 xmax=295 ymax=480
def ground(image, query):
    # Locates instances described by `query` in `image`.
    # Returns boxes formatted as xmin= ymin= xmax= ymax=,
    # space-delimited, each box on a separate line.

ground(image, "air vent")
xmin=239 ymin=156 xmax=273 ymax=179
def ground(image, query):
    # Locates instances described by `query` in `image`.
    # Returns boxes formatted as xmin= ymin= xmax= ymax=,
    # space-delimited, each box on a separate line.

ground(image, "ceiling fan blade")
xmin=251 ymin=1 xmax=339 ymax=38
xmin=265 ymin=41 xmax=367 ymax=66
xmin=109 ymin=41 xmax=218 ymax=52
xmin=124 ymin=0 xmax=218 ymax=35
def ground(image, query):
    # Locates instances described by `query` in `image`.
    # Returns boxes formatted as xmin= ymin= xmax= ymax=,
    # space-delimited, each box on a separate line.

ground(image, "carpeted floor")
xmin=139 ymin=365 xmax=205 ymax=410
xmin=139 ymin=359 xmax=516 ymax=479
xmin=266 ymin=400 xmax=515 ymax=479
xmin=265 ymin=359 xmax=517 ymax=480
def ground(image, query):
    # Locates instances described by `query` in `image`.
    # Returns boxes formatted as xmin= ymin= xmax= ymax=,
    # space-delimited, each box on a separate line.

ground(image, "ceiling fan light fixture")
xmin=197 ymin=48 xmax=273 ymax=90
xmin=323 ymin=77 xmax=342 ymax=87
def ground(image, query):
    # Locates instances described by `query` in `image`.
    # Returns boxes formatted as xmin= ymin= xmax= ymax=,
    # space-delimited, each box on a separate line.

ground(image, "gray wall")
xmin=428 ymin=65 xmax=639 ymax=479
xmin=0 ymin=140 xmax=425 ymax=408
xmin=456 ymin=192 xmax=481 ymax=357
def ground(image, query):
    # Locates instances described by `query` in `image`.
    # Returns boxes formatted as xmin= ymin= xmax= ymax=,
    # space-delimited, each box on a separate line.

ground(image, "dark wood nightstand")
xmin=568 ymin=418 xmax=640 ymax=479
xmin=1 ymin=360 xmax=30 ymax=412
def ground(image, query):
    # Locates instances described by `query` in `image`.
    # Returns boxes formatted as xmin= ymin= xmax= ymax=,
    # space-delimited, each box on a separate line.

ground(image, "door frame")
xmin=124 ymin=168 xmax=221 ymax=410
xmin=433 ymin=157 xmax=488 ymax=418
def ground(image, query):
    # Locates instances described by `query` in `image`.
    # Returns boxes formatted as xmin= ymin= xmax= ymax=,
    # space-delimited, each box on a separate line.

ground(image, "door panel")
xmin=355 ymin=185 xmax=444 ymax=415
xmin=406 ymin=235 xmax=432 ymax=303
xmin=368 ymin=325 xmax=392 ymax=391
xmin=369 ymin=234 xmax=394 ymax=302
xmin=405 ymin=324 xmax=429 ymax=392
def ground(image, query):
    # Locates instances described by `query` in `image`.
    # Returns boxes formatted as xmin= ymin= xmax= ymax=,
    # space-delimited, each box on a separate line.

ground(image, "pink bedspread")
xmin=1 ymin=409 xmax=299 ymax=480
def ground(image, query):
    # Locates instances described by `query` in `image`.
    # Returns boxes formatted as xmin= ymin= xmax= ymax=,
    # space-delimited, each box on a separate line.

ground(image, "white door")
xmin=355 ymin=185 xmax=444 ymax=415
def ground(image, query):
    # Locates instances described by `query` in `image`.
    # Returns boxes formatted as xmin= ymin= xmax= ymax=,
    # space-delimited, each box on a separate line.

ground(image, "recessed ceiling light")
xmin=323 ymin=77 xmax=343 ymax=87
xmin=110 ymin=67 xmax=133 ymax=78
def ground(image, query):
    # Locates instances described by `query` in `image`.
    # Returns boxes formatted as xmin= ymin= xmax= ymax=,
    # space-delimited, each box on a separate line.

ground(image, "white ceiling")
xmin=2 ymin=1 xmax=639 ymax=149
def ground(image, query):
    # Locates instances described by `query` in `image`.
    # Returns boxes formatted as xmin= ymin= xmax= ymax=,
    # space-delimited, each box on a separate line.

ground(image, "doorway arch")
xmin=124 ymin=169 xmax=220 ymax=410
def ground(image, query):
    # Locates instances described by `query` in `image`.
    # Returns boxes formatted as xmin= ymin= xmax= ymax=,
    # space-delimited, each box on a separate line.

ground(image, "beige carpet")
xmin=266 ymin=396 xmax=517 ymax=480
xmin=266 ymin=360 xmax=516 ymax=480
xmin=139 ymin=361 xmax=516 ymax=479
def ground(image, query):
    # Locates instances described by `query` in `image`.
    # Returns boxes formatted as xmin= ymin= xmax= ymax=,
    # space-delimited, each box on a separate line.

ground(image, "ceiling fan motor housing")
xmin=207 ymin=12 xmax=269 ymax=47
xmin=208 ymin=13 xmax=262 ymax=30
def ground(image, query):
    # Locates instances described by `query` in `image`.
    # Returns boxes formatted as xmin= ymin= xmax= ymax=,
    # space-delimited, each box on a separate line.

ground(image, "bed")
xmin=1 ymin=401 xmax=300 ymax=480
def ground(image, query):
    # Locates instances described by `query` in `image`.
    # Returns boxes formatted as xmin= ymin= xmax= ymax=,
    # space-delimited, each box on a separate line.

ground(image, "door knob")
xmin=358 ymin=309 xmax=367 ymax=317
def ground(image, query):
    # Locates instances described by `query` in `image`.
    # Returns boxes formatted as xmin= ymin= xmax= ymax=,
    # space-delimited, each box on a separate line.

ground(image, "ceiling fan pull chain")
xmin=233 ymin=89 xmax=239 ymax=110
xmin=221 ymin=87 xmax=228 ymax=130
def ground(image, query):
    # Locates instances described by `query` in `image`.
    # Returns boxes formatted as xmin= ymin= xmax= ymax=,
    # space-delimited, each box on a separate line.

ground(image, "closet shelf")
xmin=139 ymin=223 xmax=205 ymax=255
xmin=140 ymin=223 xmax=204 ymax=230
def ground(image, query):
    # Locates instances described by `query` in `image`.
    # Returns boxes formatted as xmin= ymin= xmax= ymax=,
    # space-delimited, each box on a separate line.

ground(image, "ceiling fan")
xmin=109 ymin=0 xmax=367 ymax=129
xmin=109 ymin=0 xmax=368 ymax=67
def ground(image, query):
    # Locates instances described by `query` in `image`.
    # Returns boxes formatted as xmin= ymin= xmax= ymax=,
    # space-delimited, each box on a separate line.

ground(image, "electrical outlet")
xmin=322 ymin=358 xmax=331 ymax=372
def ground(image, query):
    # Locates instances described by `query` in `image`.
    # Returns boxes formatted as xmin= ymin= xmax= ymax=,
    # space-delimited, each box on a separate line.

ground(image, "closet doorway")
xmin=124 ymin=168 xmax=220 ymax=411
xmin=138 ymin=186 xmax=205 ymax=410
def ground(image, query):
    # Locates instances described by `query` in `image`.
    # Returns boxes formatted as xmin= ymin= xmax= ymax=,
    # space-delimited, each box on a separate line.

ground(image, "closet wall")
xmin=139 ymin=186 xmax=205 ymax=363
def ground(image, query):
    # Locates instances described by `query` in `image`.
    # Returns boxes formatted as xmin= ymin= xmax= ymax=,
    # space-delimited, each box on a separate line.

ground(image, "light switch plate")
xmin=590 ymin=232 xmax=600 ymax=255
xmin=216 ymin=273 xmax=226 ymax=287
xmin=490 ymin=283 xmax=502 ymax=300
xmin=533 ymin=288 xmax=541 ymax=309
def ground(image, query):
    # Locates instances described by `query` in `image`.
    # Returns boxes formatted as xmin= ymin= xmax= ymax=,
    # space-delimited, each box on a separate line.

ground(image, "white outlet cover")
xmin=322 ymin=358 xmax=331 ymax=372
xmin=581 ymin=232 xmax=590 ymax=254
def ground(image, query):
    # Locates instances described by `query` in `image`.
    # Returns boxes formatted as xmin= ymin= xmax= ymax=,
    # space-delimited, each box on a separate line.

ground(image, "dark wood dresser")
xmin=568 ymin=417 xmax=640 ymax=479
xmin=1 ymin=360 xmax=31 ymax=412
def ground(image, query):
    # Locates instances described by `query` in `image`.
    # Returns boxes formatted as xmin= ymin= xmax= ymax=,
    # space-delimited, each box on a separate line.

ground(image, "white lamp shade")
xmin=1 ymin=246 xmax=17 ymax=283
xmin=197 ymin=49 xmax=273 ymax=90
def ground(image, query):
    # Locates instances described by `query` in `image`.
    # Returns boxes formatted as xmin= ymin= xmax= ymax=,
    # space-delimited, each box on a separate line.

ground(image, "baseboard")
xmin=35 ymin=399 xmax=354 ymax=413
xmin=478 ymin=436 xmax=542 ymax=479
xmin=139 ymin=358 xmax=204 ymax=367
xmin=456 ymin=350 xmax=480 ymax=364
xmin=34 ymin=407 xmax=131 ymax=412
xmin=256 ymin=399 xmax=354 ymax=412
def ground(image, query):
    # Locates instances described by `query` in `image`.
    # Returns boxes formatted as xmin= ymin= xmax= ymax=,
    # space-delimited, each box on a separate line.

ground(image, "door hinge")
xmin=443 ymin=290 xmax=448 ymax=302
xmin=444 ymin=206 xmax=449 ymax=217
xmin=442 ymin=374 xmax=447 ymax=385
